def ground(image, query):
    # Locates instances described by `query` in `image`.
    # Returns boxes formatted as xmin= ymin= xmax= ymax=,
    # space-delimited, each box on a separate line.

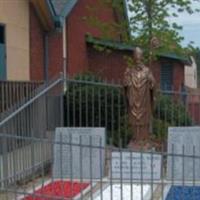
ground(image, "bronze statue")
xmin=124 ymin=47 xmax=156 ymax=145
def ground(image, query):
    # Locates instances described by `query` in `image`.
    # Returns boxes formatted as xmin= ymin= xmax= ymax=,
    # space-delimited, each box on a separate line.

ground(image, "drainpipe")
xmin=62 ymin=18 xmax=67 ymax=92
xmin=44 ymin=33 xmax=49 ymax=83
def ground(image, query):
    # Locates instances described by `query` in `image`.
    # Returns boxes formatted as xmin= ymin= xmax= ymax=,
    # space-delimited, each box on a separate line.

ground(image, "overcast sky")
xmin=126 ymin=1 xmax=200 ymax=48
xmin=170 ymin=3 xmax=200 ymax=47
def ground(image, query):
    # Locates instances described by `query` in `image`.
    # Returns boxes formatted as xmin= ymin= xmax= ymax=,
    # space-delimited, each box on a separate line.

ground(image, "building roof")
xmin=30 ymin=0 xmax=55 ymax=31
xmin=158 ymin=53 xmax=192 ymax=65
xmin=86 ymin=35 xmax=192 ymax=65
xmin=49 ymin=0 xmax=78 ymax=26
xmin=86 ymin=35 xmax=134 ymax=51
xmin=49 ymin=0 xmax=129 ymax=29
xmin=50 ymin=0 xmax=68 ymax=15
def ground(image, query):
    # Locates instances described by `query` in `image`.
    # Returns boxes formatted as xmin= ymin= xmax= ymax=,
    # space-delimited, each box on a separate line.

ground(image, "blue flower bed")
xmin=166 ymin=186 xmax=200 ymax=200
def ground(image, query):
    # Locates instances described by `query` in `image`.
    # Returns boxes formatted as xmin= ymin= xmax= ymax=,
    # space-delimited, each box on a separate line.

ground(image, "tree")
xmin=85 ymin=0 xmax=200 ymax=64
xmin=127 ymin=0 xmax=200 ymax=59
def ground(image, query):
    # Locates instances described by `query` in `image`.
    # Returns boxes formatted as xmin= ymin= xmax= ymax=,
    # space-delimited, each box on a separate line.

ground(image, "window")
xmin=161 ymin=62 xmax=173 ymax=91
xmin=0 ymin=25 xmax=5 ymax=44
xmin=0 ymin=24 xmax=6 ymax=80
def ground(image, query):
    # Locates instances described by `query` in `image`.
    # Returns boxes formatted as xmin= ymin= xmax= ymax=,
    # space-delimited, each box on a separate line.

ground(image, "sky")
xmin=126 ymin=1 xmax=200 ymax=48
xmin=170 ymin=4 xmax=200 ymax=47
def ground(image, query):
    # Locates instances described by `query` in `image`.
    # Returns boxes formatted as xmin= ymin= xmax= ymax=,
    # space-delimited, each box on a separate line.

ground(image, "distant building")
xmin=185 ymin=56 xmax=198 ymax=89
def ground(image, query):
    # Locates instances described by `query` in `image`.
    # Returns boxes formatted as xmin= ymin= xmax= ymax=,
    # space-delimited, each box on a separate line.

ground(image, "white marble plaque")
xmin=111 ymin=151 xmax=162 ymax=180
xmin=53 ymin=127 xmax=106 ymax=179
xmin=167 ymin=127 xmax=200 ymax=181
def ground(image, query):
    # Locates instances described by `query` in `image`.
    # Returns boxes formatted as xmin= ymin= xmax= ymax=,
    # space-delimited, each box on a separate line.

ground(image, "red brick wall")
xmin=67 ymin=0 xmax=120 ymax=77
xmin=87 ymin=45 xmax=131 ymax=82
xmin=187 ymin=93 xmax=200 ymax=124
xmin=48 ymin=32 xmax=63 ymax=79
xmin=87 ymin=45 xmax=184 ymax=90
xmin=188 ymin=103 xmax=200 ymax=124
xmin=29 ymin=0 xmax=185 ymax=88
xmin=173 ymin=62 xmax=184 ymax=91
xmin=29 ymin=3 xmax=45 ymax=81
xmin=29 ymin=3 xmax=63 ymax=81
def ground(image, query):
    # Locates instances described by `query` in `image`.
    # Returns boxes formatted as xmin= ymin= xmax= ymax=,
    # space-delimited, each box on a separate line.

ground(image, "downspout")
xmin=62 ymin=18 xmax=67 ymax=92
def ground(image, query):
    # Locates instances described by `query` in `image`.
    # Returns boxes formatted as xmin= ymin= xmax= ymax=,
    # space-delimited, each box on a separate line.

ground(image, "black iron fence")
xmin=0 ymin=76 xmax=64 ymax=189
xmin=0 ymin=77 xmax=200 ymax=200
xmin=64 ymin=77 xmax=199 ymax=148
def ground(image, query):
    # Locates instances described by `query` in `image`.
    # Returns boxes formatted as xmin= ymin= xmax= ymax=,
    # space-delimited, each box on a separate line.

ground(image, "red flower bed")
xmin=23 ymin=181 xmax=89 ymax=200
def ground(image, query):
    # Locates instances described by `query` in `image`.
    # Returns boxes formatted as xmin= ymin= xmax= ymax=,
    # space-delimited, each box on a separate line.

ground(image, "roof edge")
xmin=86 ymin=35 xmax=134 ymax=51
xmin=86 ymin=35 xmax=191 ymax=65
xmin=59 ymin=0 xmax=78 ymax=25
xmin=30 ymin=0 xmax=55 ymax=31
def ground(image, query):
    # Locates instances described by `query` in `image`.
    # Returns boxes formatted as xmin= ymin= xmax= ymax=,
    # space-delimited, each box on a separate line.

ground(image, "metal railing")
xmin=0 ymin=80 xmax=43 ymax=120
xmin=0 ymin=75 xmax=64 ymax=189
xmin=1 ymin=132 xmax=200 ymax=200
xmin=64 ymin=78 xmax=199 ymax=147
xmin=0 ymin=77 xmax=200 ymax=200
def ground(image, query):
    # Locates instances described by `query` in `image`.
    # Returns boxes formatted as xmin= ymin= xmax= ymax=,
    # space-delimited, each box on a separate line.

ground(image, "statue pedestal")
xmin=128 ymin=139 xmax=162 ymax=151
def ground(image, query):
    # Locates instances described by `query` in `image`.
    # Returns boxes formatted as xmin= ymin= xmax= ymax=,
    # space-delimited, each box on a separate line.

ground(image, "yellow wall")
xmin=0 ymin=0 xmax=30 ymax=81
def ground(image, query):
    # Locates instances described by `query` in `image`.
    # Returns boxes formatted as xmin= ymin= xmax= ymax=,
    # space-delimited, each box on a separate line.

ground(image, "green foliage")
xmin=64 ymin=72 xmax=133 ymax=147
xmin=84 ymin=0 xmax=131 ymax=42
xmin=155 ymin=95 xmax=192 ymax=126
xmin=64 ymin=73 xmax=193 ymax=145
xmin=126 ymin=0 xmax=200 ymax=52
xmin=84 ymin=0 xmax=200 ymax=62
xmin=123 ymin=55 xmax=134 ymax=68
xmin=152 ymin=118 xmax=170 ymax=140
xmin=153 ymin=94 xmax=192 ymax=139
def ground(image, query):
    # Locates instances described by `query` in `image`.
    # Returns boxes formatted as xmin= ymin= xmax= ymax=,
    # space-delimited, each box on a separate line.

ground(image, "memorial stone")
xmin=111 ymin=151 xmax=161 ymax=180
xmin=167 ymin=127 xmax=200 ymax=180
xmin=53 ymin=128 xmax=106 ymax=179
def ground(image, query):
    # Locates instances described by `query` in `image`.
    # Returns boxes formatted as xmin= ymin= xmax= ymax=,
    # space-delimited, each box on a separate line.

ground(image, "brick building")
xmin=50 ymin=0 xmax=191 ymax=91
xmin=86 ymin=36 xmax=189 ymax=91
xmin=0 ymin=0 xmax=191 ymax=91
xmin=0 ymin=0 xmax=62 ymax=81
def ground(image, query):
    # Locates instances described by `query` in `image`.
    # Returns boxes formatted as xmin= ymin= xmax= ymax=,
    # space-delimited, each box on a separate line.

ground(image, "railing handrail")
xmin=66 ymin=78 xmax=122 ymax=88
xmin=66 ymin=78 xmax=200 ymax=96
xmin=0 ymin=80 xmax=43 ymax=116
xmin=0 ymin=76 xmax=63 ymax=127
xmin=0 ymin=80 xmax=44 ymax=84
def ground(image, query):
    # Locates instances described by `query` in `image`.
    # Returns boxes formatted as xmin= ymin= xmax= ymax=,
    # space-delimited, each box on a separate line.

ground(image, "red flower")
xmin=23 ymin=181 xmax=89 ymax=200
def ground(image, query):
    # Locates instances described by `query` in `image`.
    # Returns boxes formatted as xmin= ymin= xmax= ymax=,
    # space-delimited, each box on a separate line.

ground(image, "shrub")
xmin=152 ymin=118 xmax=170 ymax=140
xmin=64 ymin=72 xmax=133 ymax=147
xmin=64 ymin=73 xmax=192 ymax=146
xmin=154 ymin=94 xmax=192 ymax=126
xmin=153 ymin=94 xmax=192 ymax=140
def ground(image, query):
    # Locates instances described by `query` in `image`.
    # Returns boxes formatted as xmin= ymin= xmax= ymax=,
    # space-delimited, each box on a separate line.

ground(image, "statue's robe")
xmin=124 ymin=65 xmax=155 ymax=141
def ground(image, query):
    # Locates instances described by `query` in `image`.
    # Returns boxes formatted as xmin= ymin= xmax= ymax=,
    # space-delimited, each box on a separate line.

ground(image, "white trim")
xmin=92 ymin=183 xmax=152 ymax=200
xmin=159 ymin=185 xmax=171 ymax=200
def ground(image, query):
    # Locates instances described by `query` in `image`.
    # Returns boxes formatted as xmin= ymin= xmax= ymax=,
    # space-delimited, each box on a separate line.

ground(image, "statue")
xmin=124 ymin=47 xmax=156 ymax=147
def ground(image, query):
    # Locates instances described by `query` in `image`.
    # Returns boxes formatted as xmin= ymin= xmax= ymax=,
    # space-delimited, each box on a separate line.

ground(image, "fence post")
xmin=2 ymin=133 xmax=8 ymax=188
